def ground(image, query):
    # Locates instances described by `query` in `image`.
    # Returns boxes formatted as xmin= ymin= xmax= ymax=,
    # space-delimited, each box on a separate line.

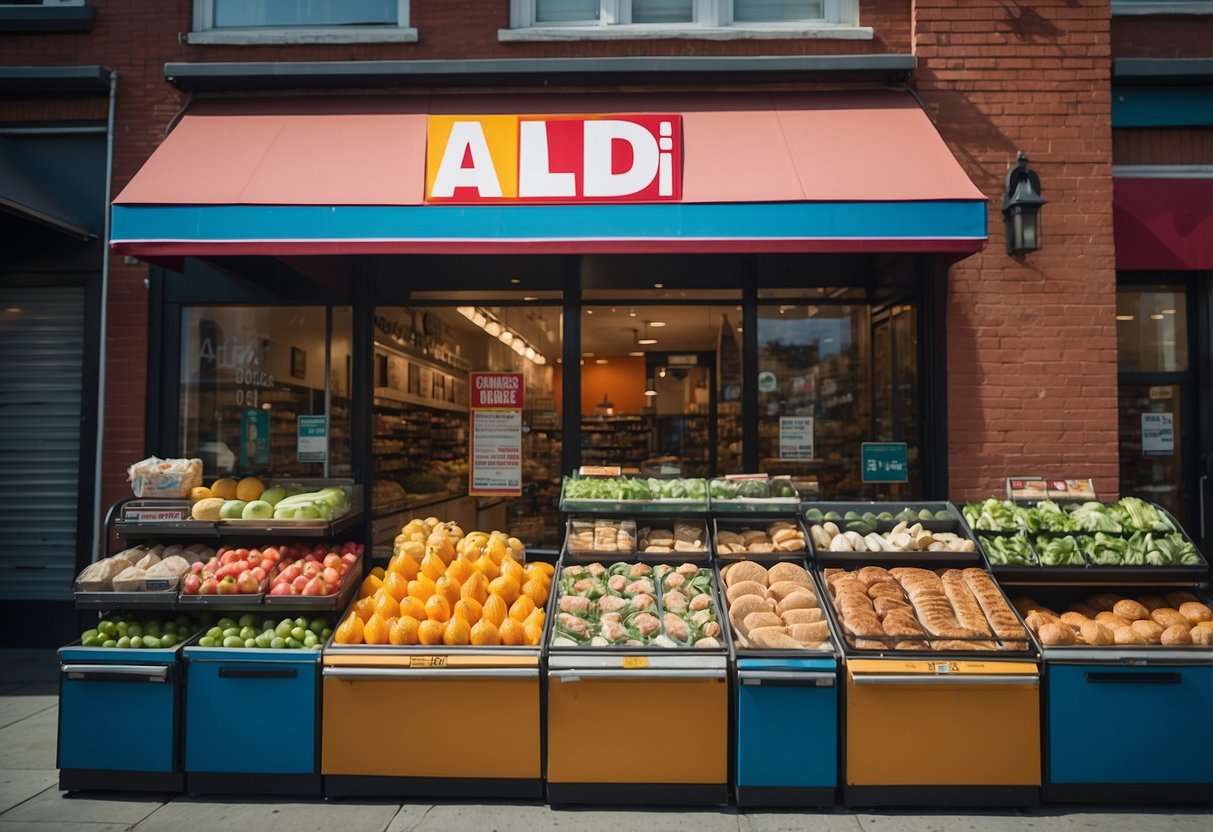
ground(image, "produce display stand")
xmin=58 ymin=637 xmax=197 ymax=793
xmin=182 ymin=642 xmax=323 ymax=796
xmin=320 ymin=641 xmax=544 ymax=799
xmin=723 ymin=556 xmax=840 ymax=808
xmin=557 ymin=477 xmax=710 ymax=517
xmin=544 ymin=552 xmax=729 ymax=806
xmin=708 ymin=476 xmax=799 ymax=516
xmin=806 ymin=516 xmax=1042 ymax=809
xmin=803 ymin=502 xmax=982 ymax=565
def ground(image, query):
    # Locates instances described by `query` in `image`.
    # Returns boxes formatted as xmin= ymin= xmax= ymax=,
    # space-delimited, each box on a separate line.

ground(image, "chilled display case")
xmin=1005 ymin=586 xmax=1213 ymax=804
xmin=717 ymin=553 xmax=839 ymax=807
xmin=808 ymin=509 xmax=1042 ymax=807
xmin=183 ymin=638 xmax=325 ymax=795
xmin=58 ymin=628 xmax=198 ymax=793
xmin=544 ymin=557 xmax=729 ymax=805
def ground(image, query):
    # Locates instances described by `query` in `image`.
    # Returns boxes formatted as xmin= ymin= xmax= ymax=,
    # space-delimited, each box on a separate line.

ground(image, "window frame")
xmin=504 ymin=0 xmax=871 ymax=40
xmin=187 ymin=0 xmax=416 ymax=45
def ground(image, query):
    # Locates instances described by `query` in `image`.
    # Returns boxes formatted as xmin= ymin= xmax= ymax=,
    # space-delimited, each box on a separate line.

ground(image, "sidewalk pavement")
xmin=2 ymin=648 xmax=1210 ymax=832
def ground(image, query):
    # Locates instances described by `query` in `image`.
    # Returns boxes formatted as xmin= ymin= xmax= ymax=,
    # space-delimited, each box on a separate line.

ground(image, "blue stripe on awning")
xmin=112 ymin=201 xmax=987 ymax=248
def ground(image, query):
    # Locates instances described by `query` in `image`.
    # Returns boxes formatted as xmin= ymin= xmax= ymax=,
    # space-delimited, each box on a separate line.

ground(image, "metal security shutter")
xmin=0 ymin=287 xmax=84 ymax=600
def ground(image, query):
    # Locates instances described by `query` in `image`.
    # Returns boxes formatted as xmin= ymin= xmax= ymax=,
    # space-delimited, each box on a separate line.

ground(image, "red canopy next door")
xmin=110 ymin=90 xmax=988 ymax=258
xmin=1114 ymin=176 xmax=1213 ymax=271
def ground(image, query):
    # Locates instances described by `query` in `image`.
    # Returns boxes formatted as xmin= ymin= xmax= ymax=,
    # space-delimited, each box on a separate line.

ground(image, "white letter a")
xmin=431 ymin=122 xmax=503 ymax=198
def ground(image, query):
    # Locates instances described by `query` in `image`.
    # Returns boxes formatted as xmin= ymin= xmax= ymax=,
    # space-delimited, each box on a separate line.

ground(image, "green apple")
xmin=259 ymin=486 xmax=287 ymax=506
xmin=242 ymin=500 xmax=273 ymax=519
xmin=219 ymin=499 xmax=247 ymax=519
xmin=273 ymin=506 xmax=296 ymax=520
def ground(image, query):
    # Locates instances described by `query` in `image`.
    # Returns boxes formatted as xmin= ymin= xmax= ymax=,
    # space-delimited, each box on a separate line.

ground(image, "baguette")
xmin=867 ymin=581 xmax=907 ymax=601
xmin=961 ymin=568 xmax=1027 ymax=641
xmin=873 ymin=596 xmax=911 ymax=618
xmin=940 ymin=569 xmax=993 ymax=637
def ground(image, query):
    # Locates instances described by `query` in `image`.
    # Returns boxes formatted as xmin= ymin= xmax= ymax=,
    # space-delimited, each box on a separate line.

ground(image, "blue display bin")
xmin=58 ymin=642 xmax=185 ymax=793
xmin=183 ymin=645 xmax=322 ymax=795
xmin=1044 ymin=649 xmax=1213 ymax=804
xmin=735 ymin=657 xmax=839 ymax=807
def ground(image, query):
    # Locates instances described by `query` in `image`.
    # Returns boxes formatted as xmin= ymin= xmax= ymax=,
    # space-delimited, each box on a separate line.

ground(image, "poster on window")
xmin=469 ymin=373 xmax=523 ymax=497
xmin=779 ymin=417 xmax=814 ymax=460
xmin=1141 ymin=412 xmax=1174 ymax=456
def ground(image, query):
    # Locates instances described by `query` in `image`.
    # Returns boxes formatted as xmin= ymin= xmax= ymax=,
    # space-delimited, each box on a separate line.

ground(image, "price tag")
xmin=621 ymin=657 xmax=649 ymax=669
xmin=409 ymin=656 xmax=447 ymax=668
xmin=125 ymin=507 xmax=191 ymax=523
xmin=579 ymin=466 xmax=622 ymax=478
xmin=1006 ymin=476 xmax=1046 ymax=503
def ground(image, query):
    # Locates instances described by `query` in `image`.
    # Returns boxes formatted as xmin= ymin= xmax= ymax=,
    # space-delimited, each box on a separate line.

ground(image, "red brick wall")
xmin=913 ymin=0 xmax=1120 ymax=501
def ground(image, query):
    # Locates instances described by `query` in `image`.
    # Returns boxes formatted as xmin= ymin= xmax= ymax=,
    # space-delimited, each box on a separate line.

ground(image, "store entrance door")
xmin=1116 ymin=282 xmax=1204 ymax=543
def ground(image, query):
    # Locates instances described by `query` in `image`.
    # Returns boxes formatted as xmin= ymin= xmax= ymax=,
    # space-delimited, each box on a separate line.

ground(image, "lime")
xmin=321 ymin=628 xmax=333 ymax=640
xmin=239 ymin=626 xmax=257 ymax=641
xmin=243 ymin=638 xmax=256 ymax=648
xmin=290 ymin=627 xmax=307 ymax=642
xmin=294 ymin=617 xmax=308 ymax=629
xmin=128 ymin=624 xmax=143 ymax=639
xmin=129 ymin=636 xmax=143 ymax=649
xmin=116 ymin=636 xmax=132 ymax=649
xmin=222 ymin=627 xmax=240 ymax=639
xmin=303 ymin=632 xmax=318 ymax=648
xmin=160 ymin=633 xmax=176 ymax=647
xmin=217 ymin=617 xmax=237 ymax=630
xmin=255 ymin=632 xmax=273 ymax=648
xmin=102 ymin=639 xmax=117 ymax=648
xmin=207 ymin=627 xmax=223 ymax=640
xmin=82 ymin=636 xmax=104 ymax=647
xmin=309 ymin=617 xmax=327 ymax=634
xmin=270 ymin=637 xmax=286 ymax=649
xmin=198 ymin=636 xmax=216 ymax=647
xmin=238 ymin=613 xmax=256 ymax=629
xmin=82 ymin=628 xmax=99 ymax=642
xmin=286 ymin=637 xmax=302 ymax=649
xmin=143 ymin=635 xmax=161 ymax=649
xmin=275 ymin=620 xmax=293 ymax=638
xmin=222 ymin=636 xmax=244 ymax=648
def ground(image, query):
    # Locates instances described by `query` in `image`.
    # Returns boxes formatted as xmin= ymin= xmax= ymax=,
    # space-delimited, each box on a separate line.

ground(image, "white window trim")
xmin=186 ymin=0 xmax=417 ymax=45
xmin=503 ymin=0 xmax=871 ymax=41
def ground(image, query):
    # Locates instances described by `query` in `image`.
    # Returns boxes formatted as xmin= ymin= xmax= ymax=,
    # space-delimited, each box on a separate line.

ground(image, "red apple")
xmin=182 ymin=574 xmax=201 ymax=595
xmin=216 ymin=575 xmax=238 ymax=595
xmin=262 ymin=546 xmax=280 ymax=561
xmin=302 ymin=562 xmax=322 ymax=579
xmin=278 ymin=564 xmax=302 ymax=584
xmin=201 ymin=577 xmax=219 ymax=595
xmin=311 ymin=544 xmax=328 ymax=558
xmin=292 ymin=575 xmax=308 ymax=592
xmin=322 ymin=566 xmax=341 ymax=586
xmin=323 ymin=553 xmax=342 ymax=570
xmin=190 ymin=561 xmax=205 ymax=574
xmin=301 ymin=576 xmax=327 ymax=596
xmin=341 ymin=553 xmax=358 ymax=568
xmin=251 ymin=566 xmax=267 ymax=583
xmin=269 ymin=582 xmax=293 ymax=596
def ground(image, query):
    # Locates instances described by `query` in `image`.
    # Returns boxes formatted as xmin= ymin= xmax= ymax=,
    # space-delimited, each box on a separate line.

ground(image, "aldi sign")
xmin=425 ymin=114 xmax=682 ymax=204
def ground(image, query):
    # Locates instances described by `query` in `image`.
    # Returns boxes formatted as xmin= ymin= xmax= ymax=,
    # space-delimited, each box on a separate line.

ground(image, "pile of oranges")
xmin=334 ymin=517 xmax=552 ymax=646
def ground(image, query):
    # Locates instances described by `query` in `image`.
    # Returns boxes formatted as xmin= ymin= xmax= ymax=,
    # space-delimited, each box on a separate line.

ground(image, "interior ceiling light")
xmin=654 ymin=283 xmax=664 ymax=289
xmin=485 ymin=321 xmax=503 ymax=337
xmin=658 ymin=367 xmax=667 ymax=378
xmin=637 ymin=322 xmax=657 ymax=346
xmin=650 ymin=321 xmax=666 ymax=327
xmin=525 ymin=346 xmax=536 ymax=360
xmin=457 ymin=306 xmax=476 ymax=319
xmin=498 ymin=329 xmax=512 ymax=343
xmin=1161 ymin=308 xmax=1177 ymax=315
xmin=1150 ymin=314 xmax=1165 ymax=321
xmin=512 ymin=339 xmax=526 ymax=355
xmin=644 ymin=379 xmax=657 ymax=396
xmin=510 ymin=278 xmax=521 ymax=284
xmin=523 ymin=296 xmax=537 ymax=302
xmin=629 ymin=308 xmax=637 ymax=317
xmin=585 ymin=308 xmax=594 ymax=315
xmin=628 ymin=351 xmax=644 ymax=357
xmin=1116 ymin=315 xmax=1135 ymax=321
xmin=595 ymin=358 xmax=608 ymax=365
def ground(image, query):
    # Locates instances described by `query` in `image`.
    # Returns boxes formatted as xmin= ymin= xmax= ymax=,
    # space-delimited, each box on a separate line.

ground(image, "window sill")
xmin=498 ymin=24 xmax=874 ymax=42
xmin=1111 ymin=1 xmax=1213 ymax=14
xmin=184 ymin=27 xmax=418 ymax=45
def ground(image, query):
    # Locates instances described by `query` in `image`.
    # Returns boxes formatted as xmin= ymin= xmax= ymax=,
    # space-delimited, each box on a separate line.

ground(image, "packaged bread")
xmin=74 ymin=558 xmax=124 ymax=591
xmin=144 ymin=555 xmax=191 ymax=588
xmin=134 ymin=550 xmax=162 ymax=571
xmin=111 ymin=565 xmax=149 ymax=592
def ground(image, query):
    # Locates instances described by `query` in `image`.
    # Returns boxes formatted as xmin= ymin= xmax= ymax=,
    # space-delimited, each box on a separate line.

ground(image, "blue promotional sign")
xmin=239 ymin=409 xmax=270 ymax=470
xmin=861 ymin=442 xmax=908 ymax=483
xmin=297 ymin=415 xmax=328 ymax=463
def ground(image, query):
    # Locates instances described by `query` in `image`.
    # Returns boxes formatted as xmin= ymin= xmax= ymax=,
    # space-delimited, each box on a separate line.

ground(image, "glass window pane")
xmin=536 ymin=0 xmax=599 ymax=23
xmin=757 ymin=303 xmax=874 ymax=497
xmin=1116 ymin=287 xmax=1188 ymax=373
xmin=213 ymin=0 xmax=397 ymax=28
xmin=372 ymin=304 xmax=563 ymax=554
xmin=179 ymin=306 xmax=336 ymax=479
xmin=633 ymin=0 xmax=693 ymax=23
xmin=733 ymin=0 xmax=824 ymax=22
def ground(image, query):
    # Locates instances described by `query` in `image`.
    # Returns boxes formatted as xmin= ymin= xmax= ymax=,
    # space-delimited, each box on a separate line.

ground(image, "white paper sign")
xmin=779 ymin=416 xmax=814 ymax=460
xmin=1141 ymin=412 xmax=1174 ymax=456
xmin=470 ymin=409 xmax=522 ymax=495
xmin=297 ymin=415 xmax=328 ymax=462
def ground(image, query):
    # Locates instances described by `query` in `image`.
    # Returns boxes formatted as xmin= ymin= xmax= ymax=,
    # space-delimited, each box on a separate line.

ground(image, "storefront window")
xmin=756 ymin=303 xmax=878 ymax=498
xmin=371 ymin=303 xmax=563 ymax=555
xmin=1116 ymin=287 xmax=1188 ymax=373
xmin=179 ymin=306 xmax=352 ymax=480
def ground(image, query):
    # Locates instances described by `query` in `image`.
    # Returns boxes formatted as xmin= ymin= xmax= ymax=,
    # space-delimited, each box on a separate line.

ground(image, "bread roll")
xmin=1037 ymin=622 xmax=1077 ymax=646
xmin=840 ymin=610 xmax=884 ymax=638
xmin=1067 ymin=602 xmax=1100 ymax=619
xmin=873 ymin=596 xmax=912 ymax=618
xmin=1012 ymin=596 xmax=1047 ymax=617
xmin=766 ymin=561 xmax=811 ymax=586
xmin=1130 ymin=619 xmax=1165 ymax=644
xmin=743 ymin=612 xmax=784 ymax=634
xmin=1095 ymin=611 xmax=1130 ymax=629
xmin=1060 ymin=611 xmax=1092 ymax=626
xmin=1086 ymin=593 xmax=1123 ymax=612
xmin=1150 ymin=608 xmax=1189 ymax=629
xmin=1161 ymin=624 xmax=1192 ymax=645
xmin=727 ymin=595 xmax=772 ymax=632
xmin=726 ymin=580 xmax=769 ymax=603
xmin=1113 ymin=626 xmax=1147 ymax=645
xmin=1078 ymin=620 xmax=1113 ymax=645
xmin=1113 ymin=599 xmax=1150 ymax=622
xmin=747 ymin=627 xmax=800 ymax=649
xmin=788 ymin=622 xmax=830 ymax=642
xmin=834 ymin=590 xmax=875 ymax=613
xmin=1024 ymin=612 xmax=1054 ymax=632
xmin=1179 ymin=601 xmax=1213 ymax=625
xmin=1191 ymin=626 xmax=1213 ymax=646
xmin=1138 ymin=594 xmax=1168 ymax=612
xmin=767 ymin=580 xmax=812 ymax=602
xmin=856 ymin=566 xmax=892 ymax=587
xmin=822 ymin=568 xmax=845 ymax=585
xmin=1164 ymin=591 xmax=1200 ymax=608
xmin=881 ymin=610 xmax=925 ymax=637
xmin=781 ymin=607 xmax=823 ymax=625
xmin=775 ymin=592 xmax=818 ymax=615
xmin=724 ymin=561 xmax=768 ymax=587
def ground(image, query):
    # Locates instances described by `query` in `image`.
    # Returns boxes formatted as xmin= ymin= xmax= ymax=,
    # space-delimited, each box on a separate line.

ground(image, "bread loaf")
xmin=766 ymin=562 xmax=811 ymax=587
xmin=1038 ymin=622 xmax=1077 ymax=645
xmin=775 ymin=592 xmax=818 ymax=615
xmin=961 ymin=568 xmax=1027 ymax=641
xmin=781 ymin=607 xmax=823 ymax=625
xmin=723 ymin=561 xmax=768 ymax=587
xmin=1191 ymin=626 xmax=1213 ymax=646
xmin=867 ymin=581 xmax=906 ymax=600
xmin=747 ymin=627 xmax=801 ymax=649
xmin=1060 ymin=611 xmax=1092 ymax=627
xmin=726 ymin=580 xmax=769 ymax=603
xmin=1078 ymin=620 xmax=1113 ymax=645
xmin=856 ymin=565 xmax=893 ymax=586
xmin=840 ymin=610 xmax=884 ymax=638
xmin=1067 ymin=602 xmax=1100 ymax=619
xmin=881 ymin=609 xmax=925 ymax=637
xmin=940 ymin=569 xmax=993 ymax=636
xmin=1113 ymin=626 xmax=1147 ymax=645
xmin=1130 ymin=619 xmax=1165 ymax=644
xmin=1095 ymin=611 xmax=1131 ymax=629
xmin=767 ymin=580 xmax=811 ymax=602
xmin=873 ymin=597 xmax=912 ymax=618
xmin=788 ymin=622 xmax=830 ymax=642
xmin=1150 ymin=608 xmax=1190 ymax=629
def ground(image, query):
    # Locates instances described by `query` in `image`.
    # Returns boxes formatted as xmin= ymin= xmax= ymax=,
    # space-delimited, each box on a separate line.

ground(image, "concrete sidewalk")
xmin=2 ymin=648 xmax=1209 ymax=832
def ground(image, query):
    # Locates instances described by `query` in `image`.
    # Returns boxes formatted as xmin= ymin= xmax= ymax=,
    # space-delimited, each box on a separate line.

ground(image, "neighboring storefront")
xmin=109 ymin=82 xmax=988 ymax=555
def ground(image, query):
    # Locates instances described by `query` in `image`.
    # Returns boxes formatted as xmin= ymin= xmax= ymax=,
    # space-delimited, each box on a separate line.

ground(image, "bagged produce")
xmin=111 ymin=565 xmax=148 ymax=592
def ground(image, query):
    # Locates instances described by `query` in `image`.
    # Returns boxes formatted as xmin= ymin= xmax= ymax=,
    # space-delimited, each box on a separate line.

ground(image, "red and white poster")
xmin=469 ymin=373 xmax=523 ymax=497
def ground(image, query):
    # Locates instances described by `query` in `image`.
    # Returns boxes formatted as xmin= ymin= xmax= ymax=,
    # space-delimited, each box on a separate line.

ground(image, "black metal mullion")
xmin=561 ymin=258 xmax=581 ymax=479
xmin=742 ymin=262 xmax=759 ymax=473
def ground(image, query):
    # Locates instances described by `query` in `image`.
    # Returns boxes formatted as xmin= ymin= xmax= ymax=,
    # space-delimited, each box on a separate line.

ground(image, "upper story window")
xmin=187 ymin=0 xmax=416 ymax=45
xmin=1111 ymin=0 xmax=1213 ymax=13
xmin=504 ymin=0 xmax=871 ymax=39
